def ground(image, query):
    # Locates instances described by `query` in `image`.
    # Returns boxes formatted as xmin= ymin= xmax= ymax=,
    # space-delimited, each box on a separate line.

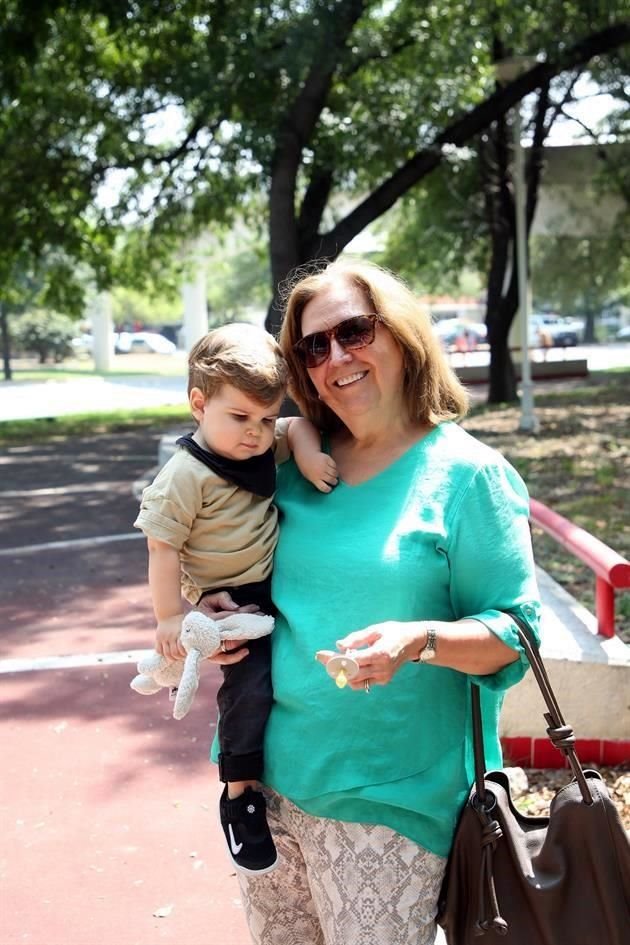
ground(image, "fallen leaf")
xmin=153 ymin=904 xmax=174 ymax=918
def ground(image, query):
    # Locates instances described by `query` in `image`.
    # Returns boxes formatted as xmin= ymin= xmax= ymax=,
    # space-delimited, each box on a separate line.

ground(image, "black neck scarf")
xmin=176 ymin=434 xmax=276 ymax=498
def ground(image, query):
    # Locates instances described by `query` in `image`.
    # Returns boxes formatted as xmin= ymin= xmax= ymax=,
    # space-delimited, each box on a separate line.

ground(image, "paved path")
xmin=0 ymin=372 xmax=188 ymax=421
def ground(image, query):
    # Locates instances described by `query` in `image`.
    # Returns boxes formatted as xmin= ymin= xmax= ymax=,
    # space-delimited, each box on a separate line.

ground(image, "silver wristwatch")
xmin=418 ymin=626 xmax=438 ymax=663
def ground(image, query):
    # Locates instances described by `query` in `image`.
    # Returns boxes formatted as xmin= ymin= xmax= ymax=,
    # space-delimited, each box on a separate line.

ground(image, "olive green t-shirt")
xmin=134 ymin=420 xmax=291 ymax=604
xmin=262 ymin=421 xmax=541 ymax=856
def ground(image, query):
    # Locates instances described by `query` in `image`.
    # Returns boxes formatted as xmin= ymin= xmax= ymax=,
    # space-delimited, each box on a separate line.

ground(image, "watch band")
xmin=418 ymin=626 xmax=438 ymax=662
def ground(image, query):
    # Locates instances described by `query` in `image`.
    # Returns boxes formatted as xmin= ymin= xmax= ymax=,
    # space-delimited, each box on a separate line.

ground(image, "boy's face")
xmin=189 ymin=383 xmax=284 ymax=461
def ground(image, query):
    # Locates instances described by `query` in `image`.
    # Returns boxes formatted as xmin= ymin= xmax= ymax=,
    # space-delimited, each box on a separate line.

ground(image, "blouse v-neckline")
xmin=327 ymin=423 xmax=443 ymax=489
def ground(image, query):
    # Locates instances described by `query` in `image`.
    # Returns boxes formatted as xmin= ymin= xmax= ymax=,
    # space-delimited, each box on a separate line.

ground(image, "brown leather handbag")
xmin=437 ymin=617 xmax=630 ymax=944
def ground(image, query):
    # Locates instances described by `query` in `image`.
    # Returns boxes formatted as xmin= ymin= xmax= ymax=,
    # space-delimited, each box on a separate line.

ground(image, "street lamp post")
xmin=512 ymin=106 xmax=539 ymax=433
xmin=496 ymin=57 xmax=540 ymax=434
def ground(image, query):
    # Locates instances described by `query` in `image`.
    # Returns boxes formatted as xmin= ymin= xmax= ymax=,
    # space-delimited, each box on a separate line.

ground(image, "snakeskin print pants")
xmin=238 ymin=789 xmax=447 ymax=945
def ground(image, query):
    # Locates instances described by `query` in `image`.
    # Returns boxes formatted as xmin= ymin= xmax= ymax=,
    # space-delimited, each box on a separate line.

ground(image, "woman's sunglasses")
xmin=293 ymin=313 xmax=380 ymax=368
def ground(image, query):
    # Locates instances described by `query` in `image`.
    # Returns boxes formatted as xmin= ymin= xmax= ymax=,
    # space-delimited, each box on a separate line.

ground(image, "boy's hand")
xmin=302 ymin=451 xmax=339 ymax=493
xmin=155 ymin=614 xmax=186 ymax=661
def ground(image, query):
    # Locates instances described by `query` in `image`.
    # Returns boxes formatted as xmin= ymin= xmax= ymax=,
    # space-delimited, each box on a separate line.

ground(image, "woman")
xmin=209 ymin=259 xmax=540 ymax=945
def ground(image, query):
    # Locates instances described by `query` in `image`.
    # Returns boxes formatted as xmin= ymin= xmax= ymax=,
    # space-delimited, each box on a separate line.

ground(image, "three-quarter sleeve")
xmin=445 ymin=458 xmax=541 ymax=691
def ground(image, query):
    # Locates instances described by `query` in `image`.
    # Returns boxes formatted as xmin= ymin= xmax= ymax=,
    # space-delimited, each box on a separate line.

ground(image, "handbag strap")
xmin=471 ymin=612 xmax=593 ymax=806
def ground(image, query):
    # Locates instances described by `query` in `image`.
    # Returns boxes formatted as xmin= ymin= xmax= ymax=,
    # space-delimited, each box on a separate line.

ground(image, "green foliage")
xmin=12 ymin=310 xmax=77 ymax=363
xmin=111 ymin=286 xmax=181 ymax=329
xmin=204 ymin=232 xmax=270 ymax=323
xmin=531 ymin=233 xmax=630 ymax=318
xmin=1 ymin=0 xmax=628 ymax=334
xmin=377 ymin=151 xmax=488 ymax=292
xmin=0 ymin=405 xmax=192 ymax=446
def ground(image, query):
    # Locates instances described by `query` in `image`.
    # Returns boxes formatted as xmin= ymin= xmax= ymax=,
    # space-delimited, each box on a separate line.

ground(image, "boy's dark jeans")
xmin=201 ymin=579 xmax=274 ymax=783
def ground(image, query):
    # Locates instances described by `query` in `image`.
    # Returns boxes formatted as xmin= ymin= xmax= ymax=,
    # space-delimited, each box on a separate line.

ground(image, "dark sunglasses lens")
xmin=300 ymin=334 xmax=329 ymax=366
xmin=337 ymin=315 xmax=375 ymax=348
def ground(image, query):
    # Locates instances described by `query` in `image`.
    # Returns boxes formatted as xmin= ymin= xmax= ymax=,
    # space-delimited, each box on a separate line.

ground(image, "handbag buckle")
xmin=472 ymin=789 xmax=496 ymax=815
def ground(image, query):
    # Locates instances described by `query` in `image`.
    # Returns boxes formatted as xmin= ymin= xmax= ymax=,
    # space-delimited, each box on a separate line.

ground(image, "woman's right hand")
xmin=198 ymin=590 xmax=262 ymax=620
xmin=198 ymin=591 xmax=261 ymax=665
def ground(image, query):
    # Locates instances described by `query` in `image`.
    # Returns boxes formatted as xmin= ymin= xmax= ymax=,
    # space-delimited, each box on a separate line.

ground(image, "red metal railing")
xmin=529 ymin=498 xmax=630 ymax=639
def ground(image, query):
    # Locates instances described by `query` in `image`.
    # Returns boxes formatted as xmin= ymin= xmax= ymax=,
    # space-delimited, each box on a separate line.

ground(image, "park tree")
xmin=381 ymin=38 xmax=629 ymax=400
xmin=1 ymin=1 xmax=629 ymax=399
xmin=531 ymin=232 xmax=630 ymax=339
xmin=0 ymin=3 xmax=128 ymax=377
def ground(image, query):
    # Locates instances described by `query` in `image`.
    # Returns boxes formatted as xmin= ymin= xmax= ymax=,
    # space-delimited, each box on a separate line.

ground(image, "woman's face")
xmin=300 ymin=277 xmax=406 ymax=426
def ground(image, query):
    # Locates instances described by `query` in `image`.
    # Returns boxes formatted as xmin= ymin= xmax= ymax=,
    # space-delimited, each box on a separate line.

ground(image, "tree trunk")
xmin=479 ymin=92 xmax=519 ymax=405
xmin=583 ymin=309 xmax=597 ymax=343
xmin=486 ymin=237 xmax=519 ymax=403
xmin=487 ymin=336 xmax=517 ymax=403
xmin=481 ymin=68 xmax=549 ymax=406
xmin=0 ymin=303 xmax=12 ymax=381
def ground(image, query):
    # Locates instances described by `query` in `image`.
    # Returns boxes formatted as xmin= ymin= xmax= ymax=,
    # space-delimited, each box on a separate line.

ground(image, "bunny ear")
xmin=173 ymin=649 xmax=202 ymax=720
xmin=217 ymin=613 xmax=275 ymax=640
xmin=214 ymin=614 xmax=247 ymax=632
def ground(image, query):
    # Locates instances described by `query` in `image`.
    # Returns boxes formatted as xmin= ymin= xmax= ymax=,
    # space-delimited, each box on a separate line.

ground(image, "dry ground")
xmin=462 ymin=370 xmax=630 ymax=641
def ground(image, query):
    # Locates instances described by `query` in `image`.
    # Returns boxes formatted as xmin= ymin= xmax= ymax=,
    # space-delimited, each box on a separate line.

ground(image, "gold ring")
xmin=364 ymin=679 xmax=371 ymax=694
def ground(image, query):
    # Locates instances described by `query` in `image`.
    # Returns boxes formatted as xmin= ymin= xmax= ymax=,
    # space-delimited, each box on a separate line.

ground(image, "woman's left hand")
xmin=316 ymin=621 xmax=421 ymax=690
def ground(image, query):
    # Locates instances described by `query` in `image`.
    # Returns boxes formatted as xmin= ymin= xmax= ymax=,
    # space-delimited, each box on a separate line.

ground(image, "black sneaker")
xmin=219 ymin=786 xmax=278 ymax=875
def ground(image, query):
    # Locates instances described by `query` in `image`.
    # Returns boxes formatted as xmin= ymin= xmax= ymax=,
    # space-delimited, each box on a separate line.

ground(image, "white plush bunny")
xmin=130 ymin=610 xmax=274 ymax=720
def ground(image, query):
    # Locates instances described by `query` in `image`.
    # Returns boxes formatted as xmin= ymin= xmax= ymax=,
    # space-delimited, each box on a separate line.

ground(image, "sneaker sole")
xmin=227 ymin=850 xmax=280 ymax=877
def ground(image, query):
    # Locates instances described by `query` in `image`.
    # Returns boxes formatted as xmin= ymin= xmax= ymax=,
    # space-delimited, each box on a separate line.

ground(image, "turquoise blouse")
xmin=261 ymin=421 xmax=541 ymax=857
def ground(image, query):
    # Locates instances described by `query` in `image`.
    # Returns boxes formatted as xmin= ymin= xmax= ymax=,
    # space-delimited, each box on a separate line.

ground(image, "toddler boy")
xmin=134 ymin=323 xmax=336 ymax=875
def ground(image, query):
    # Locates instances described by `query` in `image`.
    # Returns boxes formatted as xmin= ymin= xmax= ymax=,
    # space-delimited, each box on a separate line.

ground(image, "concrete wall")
xmin=501 ymin=568 xmax=630 ymax=740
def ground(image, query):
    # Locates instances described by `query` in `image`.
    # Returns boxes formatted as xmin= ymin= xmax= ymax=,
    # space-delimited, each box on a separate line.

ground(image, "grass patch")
xmin=0 ymin=405 xmax=191 ymax=445
xmin=462 ymin=369 xmax=630 ymax=642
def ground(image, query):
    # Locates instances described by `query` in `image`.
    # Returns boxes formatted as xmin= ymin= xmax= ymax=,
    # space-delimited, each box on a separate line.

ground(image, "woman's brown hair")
xmin=279 ymin=259 xmax=469 ymax=431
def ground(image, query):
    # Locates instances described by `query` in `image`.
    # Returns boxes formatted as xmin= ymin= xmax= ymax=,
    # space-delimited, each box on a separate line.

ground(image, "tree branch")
xmin=526 ymin=80 xmax=551 ymax=229
xmin=319 ymin=22 xmax=630 ymax=258
xmin=339 ymin=35 xmax=417 ymax=82
xmin=269 ymin=0 xmax=367 ymax=283
xmin=297 ymin=166 xmax=335 ymax=256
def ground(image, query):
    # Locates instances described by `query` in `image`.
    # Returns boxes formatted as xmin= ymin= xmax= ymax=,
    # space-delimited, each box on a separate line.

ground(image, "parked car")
xmin=616 ymin=325 xmax=630 ymax=342
xmin=529 ymin=314 xmax=581 ymax=347
xmin=71 ymin=333 xmax=94 ymax=354
xmin=115 ymin=331 xmax=177 ymax=355
xmin=432 ymin=319 xmax=488 ymax=351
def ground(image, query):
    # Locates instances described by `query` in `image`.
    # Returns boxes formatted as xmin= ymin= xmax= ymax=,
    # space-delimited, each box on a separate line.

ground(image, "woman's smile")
xmin=334 ymin=370 xmax=368 ymax=388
